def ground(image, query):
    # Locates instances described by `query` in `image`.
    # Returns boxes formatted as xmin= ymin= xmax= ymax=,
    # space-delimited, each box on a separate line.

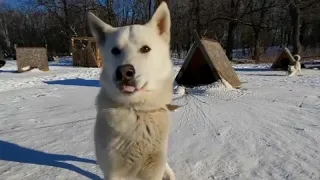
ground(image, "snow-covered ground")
xmin=0 ymin=58 xmax=320 ymax=180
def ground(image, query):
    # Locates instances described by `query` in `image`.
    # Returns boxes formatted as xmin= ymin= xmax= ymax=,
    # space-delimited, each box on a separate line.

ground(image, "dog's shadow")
xmin=0 ymin=70 xmax=19 ymax=73
xmin=245 ymin=73 xmax=286 ymax=77
xmin=0 ymin=140 xmax=102 ymax=180
xmin=235 ymin=68 xmax=274 ymax=72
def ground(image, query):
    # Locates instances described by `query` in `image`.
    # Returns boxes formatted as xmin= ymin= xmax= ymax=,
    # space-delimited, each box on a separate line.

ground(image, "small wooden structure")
xmin=271 ymin=47 xmax=296 ymax=70
xmin=175 ymin=30 xmax=241 ymax=88
xmin=71 ymin=37 xmax=102 ymax=68
xmin=15 ymin=44 xmax=49 ymax=72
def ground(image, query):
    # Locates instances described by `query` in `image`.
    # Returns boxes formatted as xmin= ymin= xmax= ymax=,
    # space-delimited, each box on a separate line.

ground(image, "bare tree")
xmin=286 ymin=0 xmax=319 ymax=54
xmin=249 ymin=0 xmax=278 ymax=61
xmin=1 ymin=0 xmax=320 ymax=58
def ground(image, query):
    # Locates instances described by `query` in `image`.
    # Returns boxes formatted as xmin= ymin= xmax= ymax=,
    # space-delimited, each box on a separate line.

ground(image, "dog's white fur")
xmin=288 ymin=54 xmax=302 ymax=76
xmin=88 ymin=2 xmax=175 ymax=180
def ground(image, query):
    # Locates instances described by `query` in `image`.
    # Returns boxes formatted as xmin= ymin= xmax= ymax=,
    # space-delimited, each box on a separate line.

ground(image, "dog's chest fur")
xmin=94 ymin=99 xmax=171 ymax=174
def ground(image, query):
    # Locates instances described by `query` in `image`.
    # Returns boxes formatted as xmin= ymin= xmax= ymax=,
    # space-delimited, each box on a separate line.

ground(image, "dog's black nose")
xmin=115 ymin=64 xmax=135 ymax=81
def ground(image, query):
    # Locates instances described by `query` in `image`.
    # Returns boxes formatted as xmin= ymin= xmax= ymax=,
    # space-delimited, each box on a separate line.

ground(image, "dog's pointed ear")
xmin=87 ymin=12 xmax=115 ymax=45
xmin=147 ymin=2 xmax=171 ymax=43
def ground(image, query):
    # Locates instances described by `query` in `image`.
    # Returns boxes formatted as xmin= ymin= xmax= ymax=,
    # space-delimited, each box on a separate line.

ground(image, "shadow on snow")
xmin=44 ymin=78 xmax=100 ymax=87
xmin=0 ymin=140 xmax=102 ymax=180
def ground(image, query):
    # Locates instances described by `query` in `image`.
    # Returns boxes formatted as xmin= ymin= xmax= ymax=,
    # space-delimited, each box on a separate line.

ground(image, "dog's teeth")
xmin=123 ymin=86 xmax=135 ymax=92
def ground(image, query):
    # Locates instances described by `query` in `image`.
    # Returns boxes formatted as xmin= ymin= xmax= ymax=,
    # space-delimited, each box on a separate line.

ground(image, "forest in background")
xmin=0 ymin=0 xmax=320 ymax=61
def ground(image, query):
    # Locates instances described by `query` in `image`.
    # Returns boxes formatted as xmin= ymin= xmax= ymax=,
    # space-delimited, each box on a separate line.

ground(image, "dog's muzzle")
xmin=115 ymin=64 xmax=137 ymax=93
xmin=116 ymin=64 xmax=135 ymax=82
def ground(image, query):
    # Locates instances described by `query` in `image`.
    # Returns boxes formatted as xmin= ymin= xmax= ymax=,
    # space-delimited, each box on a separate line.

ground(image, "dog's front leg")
xmin=162 ymin=163 xmax=176 ymax=180
xmin=137 ymin=156 xmax=167 ymax=180
xmin=102 ymin=170 xmax=128 ymax=180
xmin=139 ymin=165 xmax=166 ymax=180
xmin=288 ymin=70 xmax=296 ymax=77
xmin=104 ymin=173 xmax=133 ymax=180
xmin=103 ymin=175 xmax=123 ymax=180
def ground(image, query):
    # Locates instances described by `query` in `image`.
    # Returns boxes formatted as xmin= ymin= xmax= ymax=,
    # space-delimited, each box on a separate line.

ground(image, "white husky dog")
xmin=87 ymin=2 xmax=176 ymax=180
xmin=288 ymin=54 xmax=302 ymax=76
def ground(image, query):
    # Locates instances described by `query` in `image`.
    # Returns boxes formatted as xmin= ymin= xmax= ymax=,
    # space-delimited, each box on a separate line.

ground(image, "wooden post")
xmin=71 ymin=37 xmax=75 ymax=66
xmin=0 ymin=45 xmax=4 ymax=61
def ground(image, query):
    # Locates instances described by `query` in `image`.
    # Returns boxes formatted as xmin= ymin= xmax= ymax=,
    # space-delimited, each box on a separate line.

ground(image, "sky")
xmin=2 ymin=0 xmax=20 ymax=8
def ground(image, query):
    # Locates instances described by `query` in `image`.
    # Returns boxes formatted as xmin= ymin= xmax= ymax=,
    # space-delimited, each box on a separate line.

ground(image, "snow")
xmin=1 ymin=58 xmax=320 ymax=180
xmin=174 ymin=85 xmax=186 ymax=96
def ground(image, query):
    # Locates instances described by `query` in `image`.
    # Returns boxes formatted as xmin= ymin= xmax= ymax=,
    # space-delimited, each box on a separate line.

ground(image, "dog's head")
xmin=88 ymin=2 xmax=173 ymax=107
xmin=288 ymin=65 xmax=295 ymax=73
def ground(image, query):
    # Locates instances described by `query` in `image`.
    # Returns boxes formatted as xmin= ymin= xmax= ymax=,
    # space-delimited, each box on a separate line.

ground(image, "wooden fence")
xmin=71 ymin=37 xmax=102 ymax=68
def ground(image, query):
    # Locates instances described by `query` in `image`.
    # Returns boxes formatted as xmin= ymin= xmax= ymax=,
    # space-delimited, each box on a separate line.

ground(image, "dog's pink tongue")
xmin=122 ymin=85 xmax=135 ymax=93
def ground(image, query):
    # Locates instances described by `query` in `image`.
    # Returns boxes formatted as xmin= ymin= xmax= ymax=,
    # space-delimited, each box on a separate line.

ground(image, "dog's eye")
xmin=111 ymin=47 xmax=121 ymax=55
xmin=139 ymin=45 xmax=151 ymax=53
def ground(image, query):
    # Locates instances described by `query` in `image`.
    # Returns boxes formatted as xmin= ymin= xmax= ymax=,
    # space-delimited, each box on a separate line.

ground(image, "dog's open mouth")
xmin=120 ymin=84 xmax=136 ymax=93
xmin=118 ymin=82 xmax=148 ymax=94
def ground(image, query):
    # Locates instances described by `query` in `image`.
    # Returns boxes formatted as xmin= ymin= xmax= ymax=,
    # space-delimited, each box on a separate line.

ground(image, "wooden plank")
xmin=16 ymin=47 xmax=49 ymax=72
xmin=200 ymin=39 xmax=241 ymax=88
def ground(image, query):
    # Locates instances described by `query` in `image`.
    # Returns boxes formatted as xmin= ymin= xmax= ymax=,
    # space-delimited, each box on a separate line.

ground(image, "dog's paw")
xmin=162 ymin=174 xmax=175 ymax=180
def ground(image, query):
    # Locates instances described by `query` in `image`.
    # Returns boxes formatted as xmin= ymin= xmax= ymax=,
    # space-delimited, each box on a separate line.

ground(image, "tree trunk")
xmin=252 ymin=0 xmax=268 ymax=62
xmin=300 ymin=20 xmax=306 ymax=46
xmin=289 ymin=3 xmax=301 ymax=55
xmin=286 ymin=31 xmax=291 ymax=46
xmin=280 ymin=27 xmax=285 ymax=46
xmin=0 ymin=17 xmax=11 ymax=49
xmin=187 ymin=24 xmax=191 ymax=50
xmin=148 ymin=0 xmax=152 ymax=19
xmin=195 ymin=0 xmax=201 ymax=35
xmin=253 ymin=29 xmax=261 ymax=62
xmin=154 ymin=0 xmax=162 ymax=11
xmin=0 ymin=47 xmax=4 ymax=61
xmin=226 ymin=21 xmax=237 ymax=61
